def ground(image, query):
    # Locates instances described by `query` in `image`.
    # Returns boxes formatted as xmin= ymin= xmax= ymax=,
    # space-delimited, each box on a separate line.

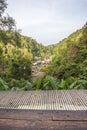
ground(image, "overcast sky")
xmin=6 ymin=0 xmax=87 ymax=45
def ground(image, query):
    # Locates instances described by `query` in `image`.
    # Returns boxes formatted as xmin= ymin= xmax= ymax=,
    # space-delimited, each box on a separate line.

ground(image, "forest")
xmin=0 ymin=0 xmax=87 ymax=90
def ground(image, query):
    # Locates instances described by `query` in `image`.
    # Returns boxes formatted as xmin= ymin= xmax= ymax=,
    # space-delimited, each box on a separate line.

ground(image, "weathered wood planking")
xmin=0 ymin=90 xmax=87 ymax=110
xmin=0 ymin=120 xmax=87 ymax=130
xmin=0 ymin=90 xmax=87 ymax=129
xmin=0 ymin=109 xmax=87 ymax=130
xmin=0 ymin=109 xmax=87 ymax=121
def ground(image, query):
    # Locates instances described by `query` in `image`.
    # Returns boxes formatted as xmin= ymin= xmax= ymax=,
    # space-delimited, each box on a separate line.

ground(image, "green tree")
xmin=10 ymin=56 xmax=32 ymax=80
xmin=0 ymin=0 xmax=7 ymax=17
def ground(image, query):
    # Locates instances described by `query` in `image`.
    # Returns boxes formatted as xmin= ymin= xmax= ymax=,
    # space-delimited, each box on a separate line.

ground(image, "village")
xmin=33 ymin=56 xmax=52 ymax=66
xmin=31 ymin=57 xmax=52 ymax=82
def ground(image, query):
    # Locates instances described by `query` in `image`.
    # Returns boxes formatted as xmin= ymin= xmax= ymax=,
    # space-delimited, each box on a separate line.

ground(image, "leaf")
xmin=35 ymin=77 xmax=43 ymax=90
xmin=23 ymin=81 xmax=32 ymax=91
xmin=0 ymin=78 xmax=9 ymax=90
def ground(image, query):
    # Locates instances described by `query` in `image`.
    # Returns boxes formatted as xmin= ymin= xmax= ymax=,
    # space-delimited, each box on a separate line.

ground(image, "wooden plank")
xmin=0 ymin=90 xmax=87 ymax=110
xmin=0 ymin=109 xmax=87 ymax=121
xmin=0 ymin=119 xmax=87 ymax=130
xmin=52 ymin=110 xmax=87 ymax=121
xmin=0 ymin=109 xmax=52 ymax=121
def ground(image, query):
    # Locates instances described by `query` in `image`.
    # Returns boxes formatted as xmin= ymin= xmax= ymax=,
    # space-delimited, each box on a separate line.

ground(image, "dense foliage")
xmin=47 ymin=27 xmax=87 ymax=81
xmin=0 ymin=75 xmax=87 ymax=90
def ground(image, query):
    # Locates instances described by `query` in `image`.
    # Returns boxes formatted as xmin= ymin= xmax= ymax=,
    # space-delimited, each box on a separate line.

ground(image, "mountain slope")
xmin=47 ymin=27 xmax=87 ymax=80
xmin=0 ymin=31 xmax=47 ymax=58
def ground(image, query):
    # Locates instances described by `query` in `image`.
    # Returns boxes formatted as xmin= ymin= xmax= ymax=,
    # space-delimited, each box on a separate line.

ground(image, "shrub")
xmin=0 ymin=78 xmax=9 ymax=90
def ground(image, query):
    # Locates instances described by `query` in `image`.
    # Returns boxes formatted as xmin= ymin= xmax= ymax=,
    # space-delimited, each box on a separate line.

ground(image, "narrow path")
xmin=31 ymin=63 xmax=46 ymax=83
xmin=32 ymin=71 xmax=46 ymax=82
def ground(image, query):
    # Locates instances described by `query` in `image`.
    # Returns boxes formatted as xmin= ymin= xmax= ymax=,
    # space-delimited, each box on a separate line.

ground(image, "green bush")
xmin=33 ymin=76 xmax=87 ymax=90
xmin=10 ymin=57 xmax=32 ymax=80
xmin=7 ymin=78 xmax=32 ymax=90
xmin=0 ymin=78 xmax=9 ymax=90
xmin=33 ymin=76 xmax=44 ymax=90
xmin=43 ymin=76 xmax=59 ymax=90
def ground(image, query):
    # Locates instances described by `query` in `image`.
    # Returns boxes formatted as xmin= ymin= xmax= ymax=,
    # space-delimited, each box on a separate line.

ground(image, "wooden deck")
xmin=0 ymin=90 xmax=87 ymax=130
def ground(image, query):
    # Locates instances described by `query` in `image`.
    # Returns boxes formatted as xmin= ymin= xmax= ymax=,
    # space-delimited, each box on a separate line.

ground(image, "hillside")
xmin=47 ymin=26 xmax=87 ymax=80
xmin=0 ymin=31 xmax=48 ymax=58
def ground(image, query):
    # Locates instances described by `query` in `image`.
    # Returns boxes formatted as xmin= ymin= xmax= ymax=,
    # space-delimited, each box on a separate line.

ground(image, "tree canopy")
xmin=0 ymin=0 xmax=7 ymax=16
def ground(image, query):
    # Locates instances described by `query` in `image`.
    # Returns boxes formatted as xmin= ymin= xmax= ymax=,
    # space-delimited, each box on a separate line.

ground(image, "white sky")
xmin=6 ymin=0 xmax=87 ymax=45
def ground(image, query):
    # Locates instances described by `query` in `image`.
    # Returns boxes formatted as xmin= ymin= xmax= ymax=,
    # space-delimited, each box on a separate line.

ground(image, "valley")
xmin=0 ymin=25 xmax=87 ymax=90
